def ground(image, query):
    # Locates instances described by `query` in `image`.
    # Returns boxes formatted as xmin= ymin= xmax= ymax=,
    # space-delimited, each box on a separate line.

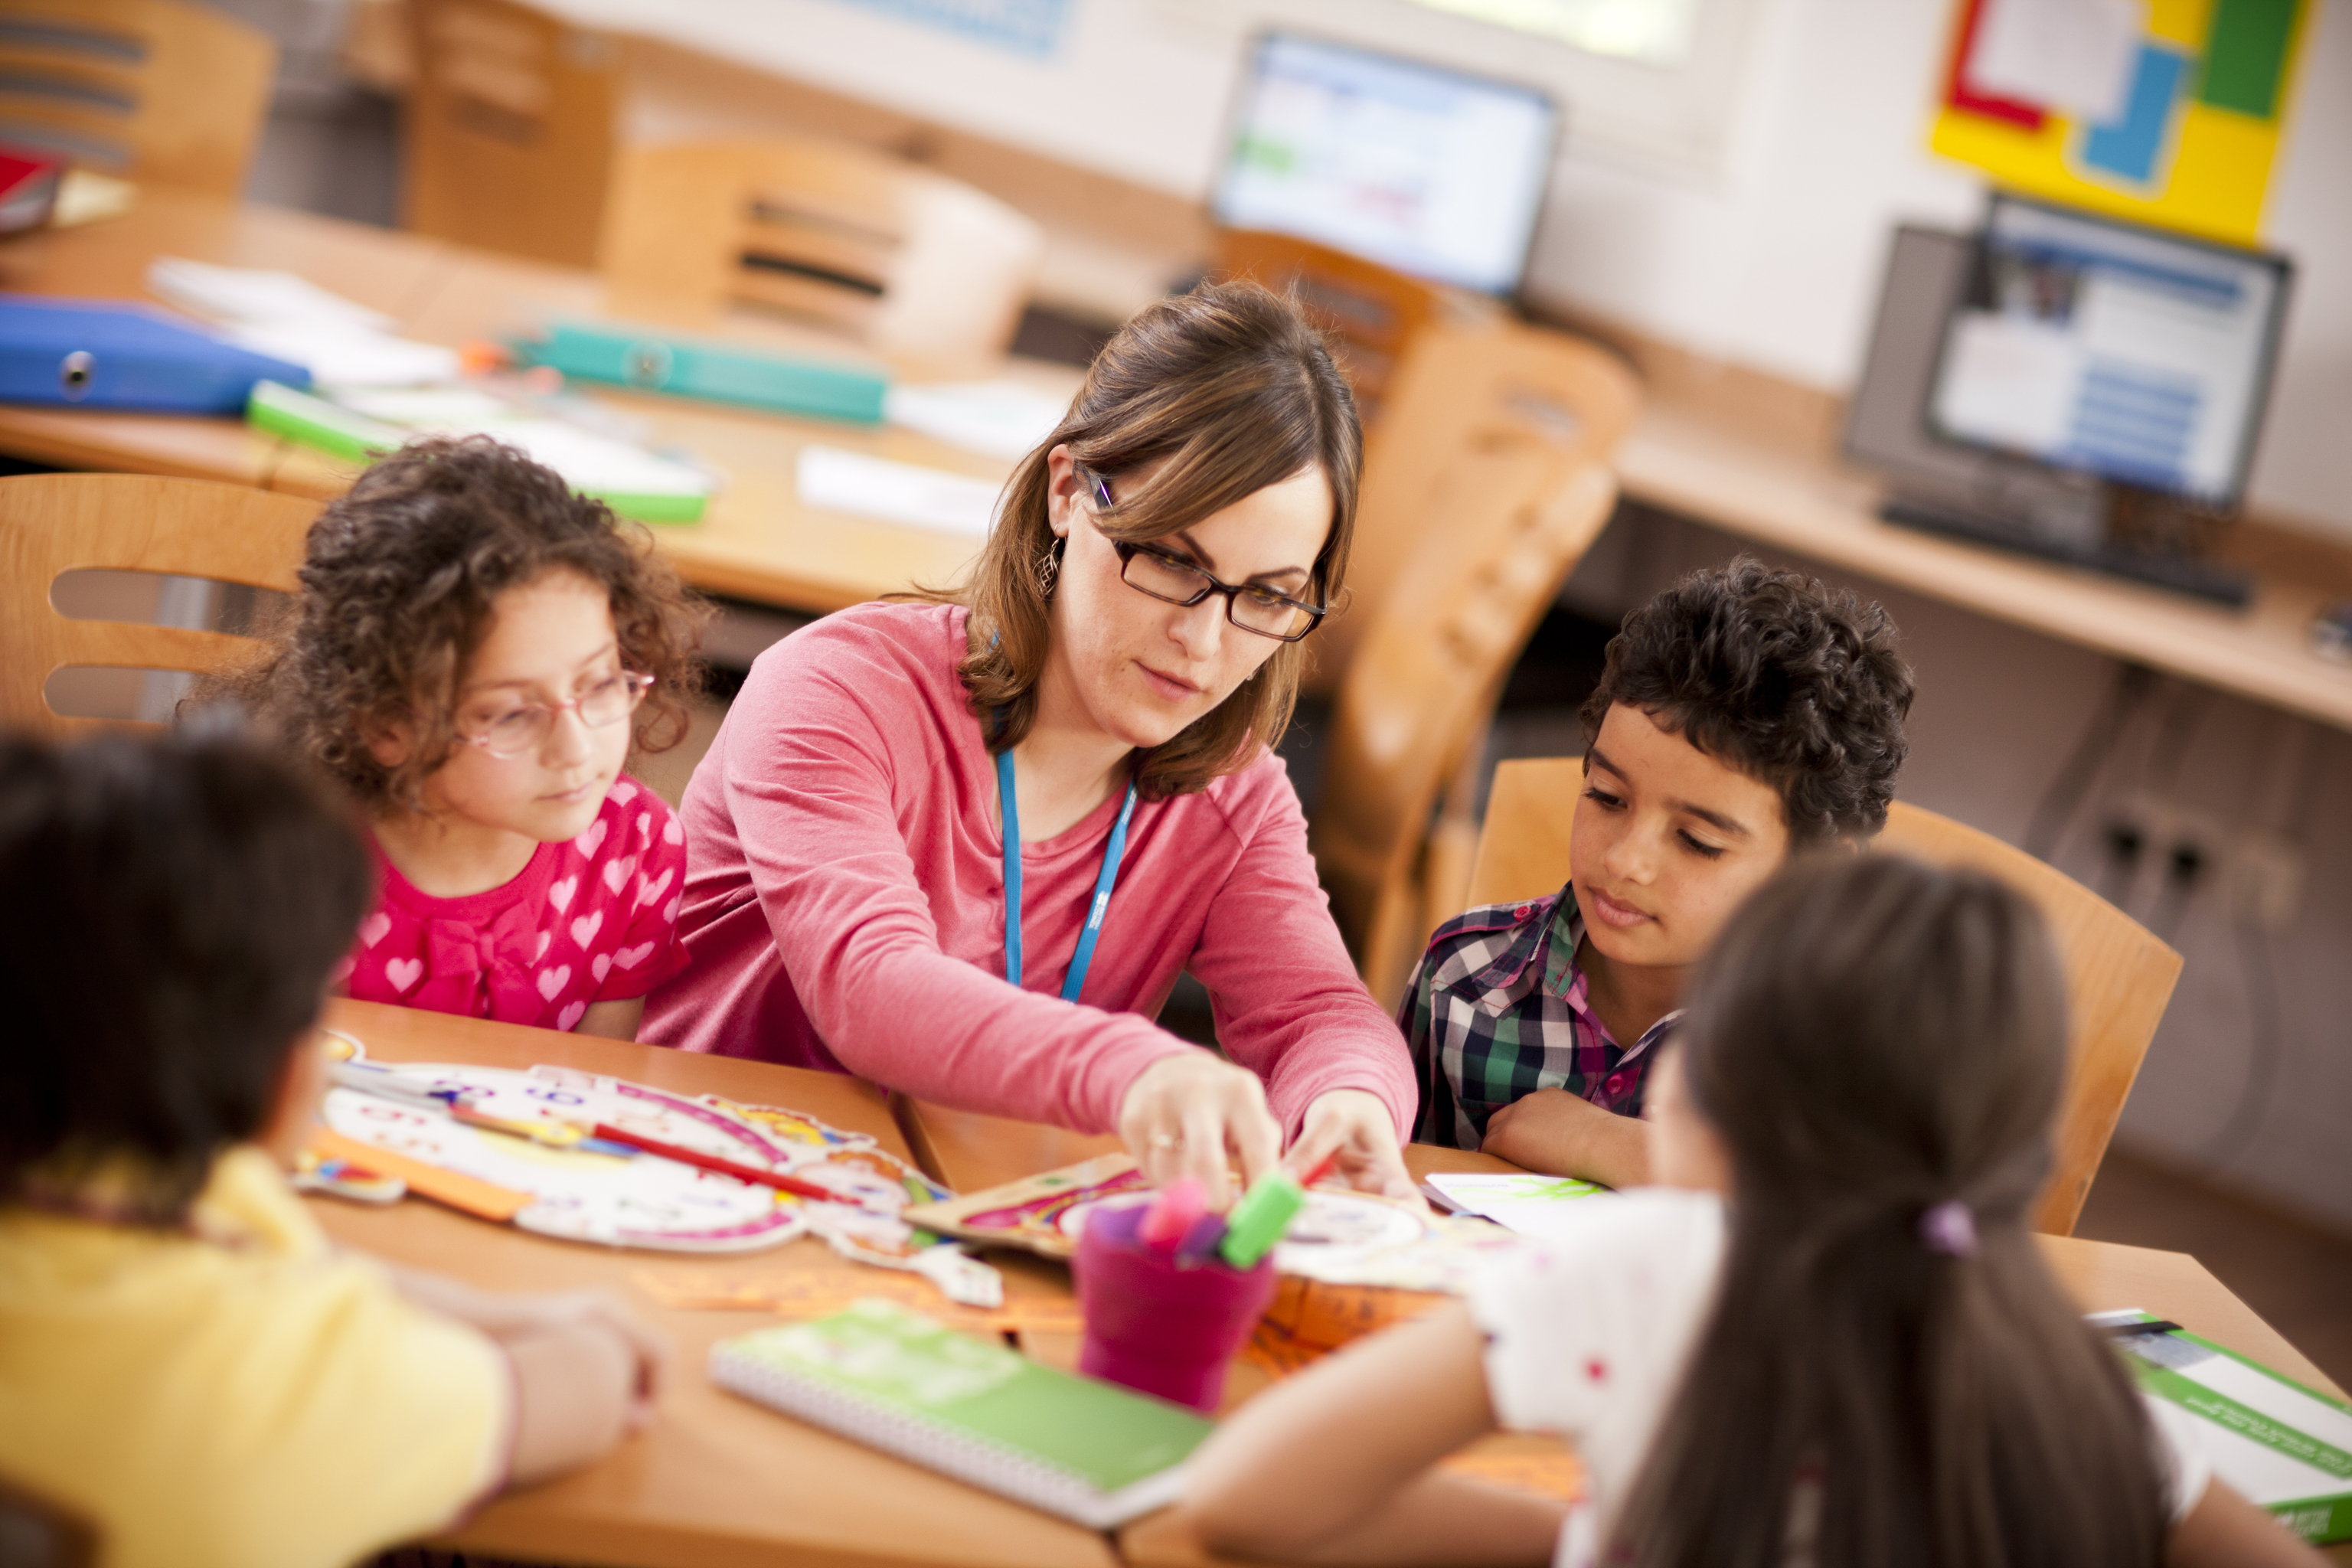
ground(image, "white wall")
xmin=546 ymin=0 xmax=2351 ymax=538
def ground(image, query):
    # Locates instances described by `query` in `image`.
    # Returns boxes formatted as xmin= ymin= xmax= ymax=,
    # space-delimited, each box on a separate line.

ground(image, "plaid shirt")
xmin=1400 ymin=884 xmax=1683 ymax=1150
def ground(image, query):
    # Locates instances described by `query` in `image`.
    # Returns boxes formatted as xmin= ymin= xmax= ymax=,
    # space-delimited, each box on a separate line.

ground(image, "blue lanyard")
xmin=997 ymin=746 xmax=1138 ymax=1003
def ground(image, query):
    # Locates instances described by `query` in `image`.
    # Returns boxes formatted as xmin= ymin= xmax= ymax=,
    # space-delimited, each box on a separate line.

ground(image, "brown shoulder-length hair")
xmin=210 ymin=436 xmax=707 ymax=811
xmin=1611 ymin=854 xmax=2167 ymax=1568
xmin=927 ymin=279 xmax=1361 ymax=799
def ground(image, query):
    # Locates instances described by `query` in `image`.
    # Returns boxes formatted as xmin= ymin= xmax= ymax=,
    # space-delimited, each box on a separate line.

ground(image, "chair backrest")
xmin=599 ymin=137 xmax=1045 ymax=374
xmin=1311 ymin=325 xmax=1639 ymax=1008
xmin=0 ymin=0 xmax=276 ymax=197
xmin=1875 ymin=802 xmax=2180 ymax=1235
xmin=1214 ymin=228 xmax=1444 ymax=430
xmin=1462 ymin=758 xmax=2183 ymax=1236
xmin=1311 ymin=319 xmax=1639 ymax=697
xmin=0 ymin=473 xmax=318 ymax=737
xmin=403 ymin=0 xmax=620 ymax=266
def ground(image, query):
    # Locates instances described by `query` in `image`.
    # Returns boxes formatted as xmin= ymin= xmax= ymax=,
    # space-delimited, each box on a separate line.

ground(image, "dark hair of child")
xmin=0 ymin=724 xmax=374 ymax=1223
xmin=220 ymin=436 xmax=705 ymax=810
xmin=1582 ymin=556 xmax=1913 ymax=844
xmin=1613 ymin=854 xmax=2166 ymax=1568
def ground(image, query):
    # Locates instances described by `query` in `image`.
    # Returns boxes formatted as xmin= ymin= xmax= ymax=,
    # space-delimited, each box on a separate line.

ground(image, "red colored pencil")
xmin=590 ymin=1122 xmax=839 ymax=1203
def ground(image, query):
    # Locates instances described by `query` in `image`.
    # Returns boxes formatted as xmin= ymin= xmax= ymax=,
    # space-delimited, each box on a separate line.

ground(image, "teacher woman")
xmin=643 ymin=282 xmax=1416 ymax=1204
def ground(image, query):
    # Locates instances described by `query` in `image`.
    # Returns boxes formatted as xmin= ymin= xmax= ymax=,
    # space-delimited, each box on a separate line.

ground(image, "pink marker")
xmin=1138 ymin=1177 xmax=1206 ymax=1253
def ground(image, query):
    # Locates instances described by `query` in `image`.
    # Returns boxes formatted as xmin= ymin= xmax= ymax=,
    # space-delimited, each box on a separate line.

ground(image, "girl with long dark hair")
xmin=1184 ymin=854 xmax=2324 ymax=1567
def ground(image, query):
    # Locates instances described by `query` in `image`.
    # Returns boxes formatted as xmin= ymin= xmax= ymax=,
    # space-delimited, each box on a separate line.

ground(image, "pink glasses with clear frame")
xmin=455 ymin=670 xmax=655 ymax=759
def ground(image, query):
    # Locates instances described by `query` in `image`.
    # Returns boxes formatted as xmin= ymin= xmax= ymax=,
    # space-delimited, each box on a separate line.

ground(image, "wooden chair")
xmin=1462 ymin=758 xmax=2184 ymax=1236
xmin=402 ymin=0 xmax=621 ymax=266
xmin=599 ymin=138 xmax=1046 ymax=375
xmin=1214 ymin=229 xmax=1451 ymax=430
xmin=0 ymin=0 xmax=276 ymax=197
xmin=1310 ymin=323 xmax=1640 ymax=1009
xmin=0 ymin=474 xmax=318 ymax=736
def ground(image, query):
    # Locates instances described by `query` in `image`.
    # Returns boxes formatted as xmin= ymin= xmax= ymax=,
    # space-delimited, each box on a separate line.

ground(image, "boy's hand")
xmin=1287 ymin=1089 xmax=1423 ymax=1207
xmin=1480 ymin=1089 xmax=1650 ymax=1188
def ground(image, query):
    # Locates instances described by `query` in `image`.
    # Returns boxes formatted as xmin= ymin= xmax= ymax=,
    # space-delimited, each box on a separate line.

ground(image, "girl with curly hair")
xmin=224 ymin=436 xmax=706 ymax=1037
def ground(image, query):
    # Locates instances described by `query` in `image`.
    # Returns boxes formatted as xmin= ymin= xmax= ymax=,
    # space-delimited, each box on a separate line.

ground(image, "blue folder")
xmin=0 ymin=295 xmax=312 ymax=413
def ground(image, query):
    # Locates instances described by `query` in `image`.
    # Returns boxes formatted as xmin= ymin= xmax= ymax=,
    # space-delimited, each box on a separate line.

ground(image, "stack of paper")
xmin=884 ymin=379 xmax=1069 ymax=461
xmin=795 ymin=445 xmax=1003 ymax=537
xmin=149 ymin=256 xmax=460 ymax=387
xmin=250 ymin=381 xmax=714 ymax=524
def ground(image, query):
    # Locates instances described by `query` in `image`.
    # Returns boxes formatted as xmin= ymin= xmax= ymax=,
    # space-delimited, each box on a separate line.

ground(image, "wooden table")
xmin=10 ymin=192 xmax=2350 ymax=733
xmin=0 ymin=190 xmax=1080 ymax=614
xmin=315 ymin=1003 xmax=2347 ymax=1565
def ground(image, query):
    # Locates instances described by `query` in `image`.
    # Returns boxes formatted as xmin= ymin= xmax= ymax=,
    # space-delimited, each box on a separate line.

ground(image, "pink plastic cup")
xmin=1073 ymin=1201 xmax=1276 ymax=1413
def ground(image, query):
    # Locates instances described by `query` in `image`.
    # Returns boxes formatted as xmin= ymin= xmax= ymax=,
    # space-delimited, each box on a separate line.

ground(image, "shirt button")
xmin=1513 ymin=904 xmax=1531 ymax=920
xmin=1606 ymin=1075 xmax=1625 ymax=1095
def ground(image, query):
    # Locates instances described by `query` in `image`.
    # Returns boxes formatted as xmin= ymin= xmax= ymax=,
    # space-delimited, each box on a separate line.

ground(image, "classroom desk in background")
xmin=0 ymin=189 xmax=1080 ymax=615
xmin=8 ymin=191 xmax=2352 ymax=733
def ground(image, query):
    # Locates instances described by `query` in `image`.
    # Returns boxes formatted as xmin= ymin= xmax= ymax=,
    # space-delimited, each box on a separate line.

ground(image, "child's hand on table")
xmin=1480 ymin=1088 xmax=1651 ymax=1189
xmin=390 ymin=1269 xmax=671 ymax=1482
xmin=1287 ymin=1088 xmax=1422 ymax=1206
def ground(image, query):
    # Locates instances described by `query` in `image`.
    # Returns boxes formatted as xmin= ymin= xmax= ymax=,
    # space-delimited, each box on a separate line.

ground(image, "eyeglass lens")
xmin=1120 ymin=549 xmax=1318 ymax=640
xmin=467 ymin=673 xmax=647 ymax=755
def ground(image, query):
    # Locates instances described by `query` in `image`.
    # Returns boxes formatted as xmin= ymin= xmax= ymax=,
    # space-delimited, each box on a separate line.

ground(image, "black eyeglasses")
xmin=1081 ymin=468 xmax=1328 ymax=643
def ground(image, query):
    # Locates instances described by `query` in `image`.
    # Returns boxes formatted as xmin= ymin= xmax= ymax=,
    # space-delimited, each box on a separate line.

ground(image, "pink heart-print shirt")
xmin=340 ymin=776 xmax=690 ymax=1031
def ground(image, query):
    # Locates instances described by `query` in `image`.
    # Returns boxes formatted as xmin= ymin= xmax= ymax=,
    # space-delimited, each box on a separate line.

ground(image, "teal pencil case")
xmin=517 ymin=320 xmax=889 ymax=425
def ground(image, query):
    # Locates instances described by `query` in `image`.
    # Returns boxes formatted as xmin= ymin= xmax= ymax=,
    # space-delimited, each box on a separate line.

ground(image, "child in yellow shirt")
xmin=0 ymin=726 xmax=665 ymax=1568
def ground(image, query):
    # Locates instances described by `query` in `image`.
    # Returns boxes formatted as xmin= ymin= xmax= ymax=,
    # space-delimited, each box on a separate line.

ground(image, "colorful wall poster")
xmin=1929 ymin=0 xmax=2310 ymax=245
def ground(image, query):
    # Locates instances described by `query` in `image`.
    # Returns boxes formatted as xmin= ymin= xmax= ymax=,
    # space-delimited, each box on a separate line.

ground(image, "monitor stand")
xmin=1880 ymin=493 xmax=2254 ymax=609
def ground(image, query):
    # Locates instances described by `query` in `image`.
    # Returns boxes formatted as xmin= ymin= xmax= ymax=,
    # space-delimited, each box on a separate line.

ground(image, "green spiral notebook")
xmin=710 ymin=1298 xmax=1212 ymax=1528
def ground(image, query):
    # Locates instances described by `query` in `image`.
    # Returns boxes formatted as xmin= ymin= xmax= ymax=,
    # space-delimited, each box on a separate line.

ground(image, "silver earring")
xmin=1037 ymin=536 xmax=1065 ymax=597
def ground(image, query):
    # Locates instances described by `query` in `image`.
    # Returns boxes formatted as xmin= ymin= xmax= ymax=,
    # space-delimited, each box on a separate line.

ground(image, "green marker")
xmin=1217 ymin=1171 xmax=1306 ymax=1269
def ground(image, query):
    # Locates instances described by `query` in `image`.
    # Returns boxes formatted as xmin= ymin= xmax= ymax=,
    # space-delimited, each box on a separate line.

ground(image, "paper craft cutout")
xmin=1423 ymin=1173 xmax=1610 ymax=1243
xmin=635 ymin=1268 xmax=1080 ymax=1339
xmin=906 ymin=1155 xmax=1444 ymax=1279
xmin=905 ymin=1153 xmax=1150 ymax=1259
xmin=323 ymin=1074 xmax=807 ymax=1252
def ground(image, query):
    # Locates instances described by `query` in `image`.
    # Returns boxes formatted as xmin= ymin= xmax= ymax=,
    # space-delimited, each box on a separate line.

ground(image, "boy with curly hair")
xmin=1404 ymin=557 xmax=1914 ymax=1184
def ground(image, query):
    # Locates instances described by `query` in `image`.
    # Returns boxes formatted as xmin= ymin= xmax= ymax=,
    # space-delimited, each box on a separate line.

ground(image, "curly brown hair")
xmin=220 ymin=436 xmax=707 ymax=811
xmin=1579 ymin=557 xmax=1914 ymax=845
xmin=926 ymin=279 xmax=1361 ymax=799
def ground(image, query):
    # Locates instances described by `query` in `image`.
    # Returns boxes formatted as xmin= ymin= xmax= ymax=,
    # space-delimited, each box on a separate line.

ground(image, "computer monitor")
xmin=1210 ymin=33 xmax=1559 ymax=297
xmin=1926 ymin=194 xmax=2291 ymax=511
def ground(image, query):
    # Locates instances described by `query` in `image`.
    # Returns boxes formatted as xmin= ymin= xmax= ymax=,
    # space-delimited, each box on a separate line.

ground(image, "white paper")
xmin=795 ymin=445 xmax=1003 ymax=537
xmin=149 ymin=256 xmax=396 ymax=332
xmin=149 ymin=257 xmax=459 ymax=387
xmin=1421 ymin=1173 xmax=1611 ymax=1240
xmin=330 ymin=387 xmax=714 ymax=499
xmin=884 ymin=380 xmax=1069 ymax=461
xmin=1969 ymin=0 xmax=2141 ymax=123
xmin=221 ymin=322 xmax=462 ymax=388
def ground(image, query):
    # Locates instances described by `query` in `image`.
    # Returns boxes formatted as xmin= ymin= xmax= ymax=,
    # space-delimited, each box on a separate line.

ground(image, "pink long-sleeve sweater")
xmin=640 ymin=601 xmax=1413 ymax=1142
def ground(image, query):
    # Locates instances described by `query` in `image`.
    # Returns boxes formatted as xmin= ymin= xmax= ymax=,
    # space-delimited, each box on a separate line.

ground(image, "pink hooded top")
xmin=640 ymin=601 xmax=1413 ymax=1142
